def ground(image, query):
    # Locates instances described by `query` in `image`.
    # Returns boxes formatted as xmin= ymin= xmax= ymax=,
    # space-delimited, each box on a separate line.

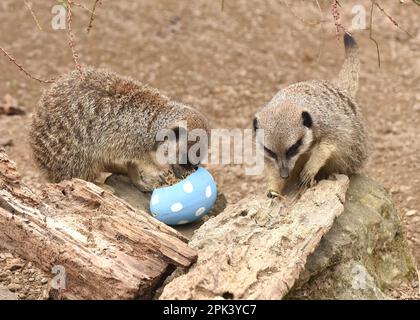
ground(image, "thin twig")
xmin=221 ymin=0 xmax=224 ymax=11
xmin=315 ymin=0 xmax=326 ymax=61
xmin=0 ymin=46 xmax=55 ymax=83
xmin=69 ymin=0 xmax=94 ymax=14
xmin=24 ymin=0 xmax=43 ymax=31
xmin=66 ymin=1 xmax=83 ymax=75
xmin=369 ymin=1 xmax=381 ymax=68
xmin=280 ymin=0 xmax=325 ymax=26
xmin=331 ymin=0 xmax=345 ymax=40
xmin=87 ymin=0 xmax=102 ymax=33
xmin=371 ymin=0 xmax=413 ymax=38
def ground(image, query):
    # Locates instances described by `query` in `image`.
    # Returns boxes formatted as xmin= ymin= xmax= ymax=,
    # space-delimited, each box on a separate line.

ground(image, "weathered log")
xmin=0 ymin=149 xmax=197 ymax=299
xmin=160 ymin=175 xmax=350 ymax=300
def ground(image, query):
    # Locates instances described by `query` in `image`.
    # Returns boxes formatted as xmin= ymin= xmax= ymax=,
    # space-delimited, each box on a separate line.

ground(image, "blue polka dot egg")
xmin=149 ymin=167 xmax=217 ymax=225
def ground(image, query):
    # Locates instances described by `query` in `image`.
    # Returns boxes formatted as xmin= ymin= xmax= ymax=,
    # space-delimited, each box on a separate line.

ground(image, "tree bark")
xmin=0 ymin=149 xmax=196 ymax=299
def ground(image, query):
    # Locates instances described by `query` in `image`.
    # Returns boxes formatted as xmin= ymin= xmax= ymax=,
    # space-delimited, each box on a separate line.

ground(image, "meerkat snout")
xmin=254 ymin=108 xmax=314 ymax=179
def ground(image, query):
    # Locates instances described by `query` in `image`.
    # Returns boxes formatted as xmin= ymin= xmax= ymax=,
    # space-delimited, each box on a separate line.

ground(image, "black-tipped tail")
xmin=335 ymin=33 xmax=360 ymax=97
xmin=344 ymin=32 xmax=357 ymax=51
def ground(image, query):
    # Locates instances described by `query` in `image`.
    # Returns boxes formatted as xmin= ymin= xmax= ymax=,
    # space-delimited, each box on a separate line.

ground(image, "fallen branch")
xmin=0 ymin=149 xmax=197 ymax=299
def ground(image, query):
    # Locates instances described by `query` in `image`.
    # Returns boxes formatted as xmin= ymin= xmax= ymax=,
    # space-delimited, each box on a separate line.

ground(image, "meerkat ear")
xmin=253 ymin=117 xmax=259 ymax=131
xmin=153 ymin=121 xmax=187 ymax=149
xmin=302 ymin=111 xmax=313 ymax=128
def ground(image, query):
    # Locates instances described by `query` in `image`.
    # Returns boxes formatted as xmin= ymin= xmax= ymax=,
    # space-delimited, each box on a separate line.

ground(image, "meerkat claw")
xmin=267 ymin=190 xmax=285 ymax=200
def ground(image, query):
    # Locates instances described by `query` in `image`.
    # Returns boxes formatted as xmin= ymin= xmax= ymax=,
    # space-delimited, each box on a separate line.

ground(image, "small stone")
xmin=390 ymin=187 xmax=400 ymax=194
xmin=0 ymin=94 xmax=25 ymax=116
xmin=0 ymin=138 xmax=13 ymax=147
xmin=7 ymin=283 xmax=22 ymax=292
xmin=18 ymin=293 xmax=27 ymax=299
xmin=6 ymin=258 xmax=25 ymax=271
xmin=413 ymin=104 xmax=420 ymax=112
xmin=412 ymin=216 xmax=420 ymax=223
xmin=406 ymin=210 xmax=417 ymax=217
xmin=40 ymin=278 xmax=48 ymax=285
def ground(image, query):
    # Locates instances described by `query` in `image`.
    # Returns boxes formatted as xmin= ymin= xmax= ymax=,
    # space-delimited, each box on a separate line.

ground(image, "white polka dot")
xmin=183 ymin=181 xmax=194 ymax=193
xmin=151 ymin=194 xmax=159 ymax=205
xmin=177 ymin=220 xmax=189 ymax=225
xmin=205 ymin=186 xmax=212 ymax=198
xmin=195 ymin=207 xmax=206 ymax=216
xmin=171 ymin=202 xmax=183 ymax=212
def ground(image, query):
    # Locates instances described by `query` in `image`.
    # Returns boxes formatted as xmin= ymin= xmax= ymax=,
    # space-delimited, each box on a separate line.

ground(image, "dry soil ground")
xmin=0 ymin=0 xmax=419 ymax=299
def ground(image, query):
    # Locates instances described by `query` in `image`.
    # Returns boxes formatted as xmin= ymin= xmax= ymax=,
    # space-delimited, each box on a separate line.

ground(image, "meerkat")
xmin=30 ymin=67 xmax=210 ymax=192
xmin=253 ymin=33 xmax=368 ymax=198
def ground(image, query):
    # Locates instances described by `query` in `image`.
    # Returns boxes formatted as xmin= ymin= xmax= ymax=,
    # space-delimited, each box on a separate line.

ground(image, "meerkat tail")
xmin=335 ymin=32 xmax=360 ymax=98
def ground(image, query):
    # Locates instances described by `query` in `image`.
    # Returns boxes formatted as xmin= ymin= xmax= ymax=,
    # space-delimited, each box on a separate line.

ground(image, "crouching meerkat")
xmin=30 ymin=67 xmax=210 ymax=192
xmin=253 ymin=33 xmax=368 ymax=198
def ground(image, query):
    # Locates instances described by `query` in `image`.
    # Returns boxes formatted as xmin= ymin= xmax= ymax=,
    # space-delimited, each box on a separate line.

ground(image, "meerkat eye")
xmin=264 ymin=146 xmax=277 ymax=159
xmin=286 ymin=138 xmax=303 ymax=159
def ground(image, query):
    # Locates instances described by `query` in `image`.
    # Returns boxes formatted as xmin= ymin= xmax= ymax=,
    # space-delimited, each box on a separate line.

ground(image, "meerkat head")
xmin=253 ymin=102 xmax=314 ymax=179
xmin=154 ymin=102 xmax=210 ymax=176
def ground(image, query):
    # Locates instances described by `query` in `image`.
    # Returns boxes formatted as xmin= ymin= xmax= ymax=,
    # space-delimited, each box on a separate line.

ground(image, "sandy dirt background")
xmin=0 ymin=0 xmax=419 ymax=298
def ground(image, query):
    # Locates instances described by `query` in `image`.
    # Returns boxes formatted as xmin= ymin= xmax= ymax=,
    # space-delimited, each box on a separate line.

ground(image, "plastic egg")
xmin=149 ymin=167 xmax=217 ymax=225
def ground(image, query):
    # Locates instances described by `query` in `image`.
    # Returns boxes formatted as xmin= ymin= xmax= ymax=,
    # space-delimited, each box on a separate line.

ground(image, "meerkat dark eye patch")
xmin=286 ymin=138 xmax=303 ymax=159
xmin=302 ymin=111 xmax=313 ymax=128
xmin=264 ymin=146 xmax=277 ymax=159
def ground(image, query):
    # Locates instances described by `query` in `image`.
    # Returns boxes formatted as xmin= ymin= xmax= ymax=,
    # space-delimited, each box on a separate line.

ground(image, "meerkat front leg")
xmin=299 ymin=141 xmax=335 ymax=188
xmin=265 ymin=158 xmax=286 ymax=199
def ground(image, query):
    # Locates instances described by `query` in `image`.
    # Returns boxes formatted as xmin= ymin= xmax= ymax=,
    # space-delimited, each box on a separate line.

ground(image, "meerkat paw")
xmin=128 ymin=177 xmax=152 ymax=192
xmin=131 ymin=173 xmax=167 ymax=192
xmin=128 ymin=162 xmax=167 ymax=192
xmin=299 ymin=168 xmax=317 ymax=189
xmin=171 ymin=164 xmax=195 ymax=179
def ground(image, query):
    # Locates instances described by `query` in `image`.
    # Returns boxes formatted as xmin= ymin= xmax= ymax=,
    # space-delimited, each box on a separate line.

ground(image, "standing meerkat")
xmin=30 ymin=67 xmax=210 ymax=191
xmin=253 ymin=33 xmax=368 ymax=198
